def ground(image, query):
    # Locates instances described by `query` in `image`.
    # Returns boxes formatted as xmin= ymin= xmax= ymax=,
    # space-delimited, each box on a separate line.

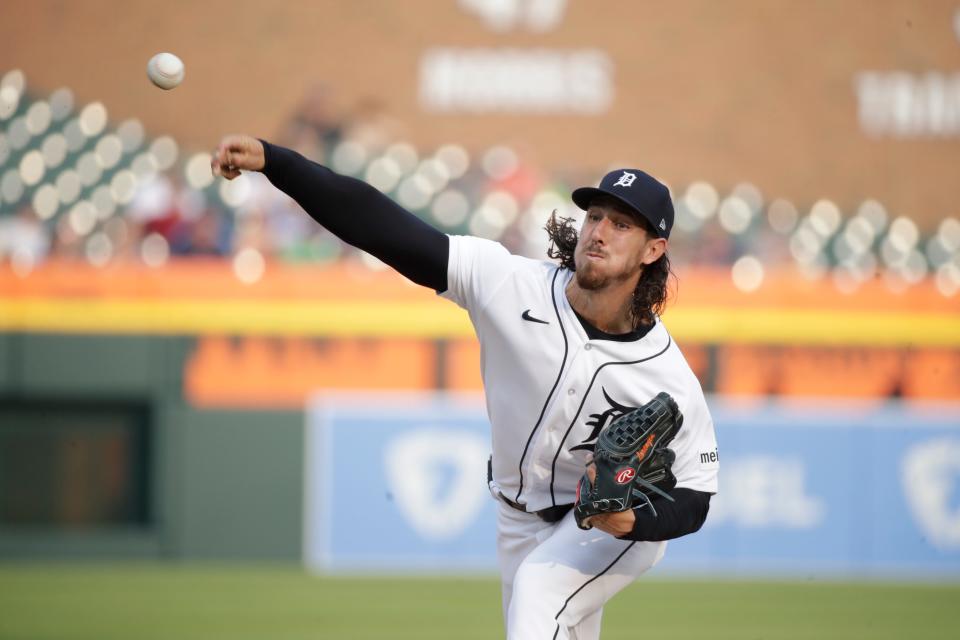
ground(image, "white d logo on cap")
xmin=613 ymin=171 xmax=636 ymax=188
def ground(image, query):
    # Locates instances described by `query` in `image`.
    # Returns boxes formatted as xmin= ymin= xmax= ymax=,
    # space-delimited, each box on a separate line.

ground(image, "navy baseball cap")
xmin=571 ymin=169 xmax=674 ymax=239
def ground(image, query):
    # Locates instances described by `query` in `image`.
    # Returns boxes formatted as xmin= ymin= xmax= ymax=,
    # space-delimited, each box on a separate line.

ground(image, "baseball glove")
xmin=574 ymin=392 xmax=683 ymax=530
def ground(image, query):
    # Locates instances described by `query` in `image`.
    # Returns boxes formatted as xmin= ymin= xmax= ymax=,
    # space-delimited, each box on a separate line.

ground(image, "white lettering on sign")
xmin=855 ymin=72 xmax=960 ymax=137
xmin=384 ymin=428 xmax=489 ymax=541
xmin=419 ymin=48 xmax=614 ymax=114
xmin=707 ymin=457 xmax=825 ymax=529
xmin=457 ymin=0 xmax=568 ymax=33
xmin=902 ymin=437 xmax=960 ymax=551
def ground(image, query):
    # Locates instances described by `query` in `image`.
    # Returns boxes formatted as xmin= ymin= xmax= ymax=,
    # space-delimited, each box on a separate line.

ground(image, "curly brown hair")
xmin=545 ymin=211 xmax=674 ymax=328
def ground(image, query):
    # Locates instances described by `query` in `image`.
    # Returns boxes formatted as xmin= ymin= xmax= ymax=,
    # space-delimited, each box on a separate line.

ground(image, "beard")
xmin=574 ymin=259 xmax=610 ymax=290
xmin=573 ymin=244 xmax=644 ymax=291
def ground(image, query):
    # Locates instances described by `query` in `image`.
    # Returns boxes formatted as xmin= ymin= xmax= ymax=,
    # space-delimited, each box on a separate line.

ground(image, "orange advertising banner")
xmin=2 ymin=260 xmax=957 ymax=408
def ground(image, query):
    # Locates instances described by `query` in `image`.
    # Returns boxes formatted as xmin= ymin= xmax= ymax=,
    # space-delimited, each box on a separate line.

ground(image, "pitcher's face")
xmin=574 ymin=199 xmax=665 ymax=291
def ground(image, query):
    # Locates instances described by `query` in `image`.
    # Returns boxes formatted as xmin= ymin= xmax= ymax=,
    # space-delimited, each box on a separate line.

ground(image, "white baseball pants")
xmin=496 ymin=501 xmax=667 ymax=640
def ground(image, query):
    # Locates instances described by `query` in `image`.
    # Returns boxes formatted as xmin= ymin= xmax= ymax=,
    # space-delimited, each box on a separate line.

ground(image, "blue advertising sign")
xmin=304 ymin=393 xmax=960 ymax=578
xmin=304 ymin=393 xmax=497 ymax=572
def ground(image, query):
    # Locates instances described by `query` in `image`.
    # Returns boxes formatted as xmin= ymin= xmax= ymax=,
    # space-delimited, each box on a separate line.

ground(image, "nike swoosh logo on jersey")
xmin=521 ymin=309 xmax=550 ymax=325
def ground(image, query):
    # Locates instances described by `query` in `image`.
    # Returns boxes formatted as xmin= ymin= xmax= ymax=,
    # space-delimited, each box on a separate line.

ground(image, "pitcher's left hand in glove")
xmin=575 ymin=392 xmax=684 ymax=532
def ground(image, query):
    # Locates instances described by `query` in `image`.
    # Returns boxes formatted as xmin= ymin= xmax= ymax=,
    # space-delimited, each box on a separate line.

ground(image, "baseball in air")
xmin=146 ymin=52 xmax=185 ymax=90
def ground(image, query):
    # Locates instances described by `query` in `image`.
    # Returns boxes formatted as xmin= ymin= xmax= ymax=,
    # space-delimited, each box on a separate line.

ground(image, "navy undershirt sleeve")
xmin=620 ymin=488 xmax=711 ymax=542
xmin=259 ymin=141 xmax=449 ymax=292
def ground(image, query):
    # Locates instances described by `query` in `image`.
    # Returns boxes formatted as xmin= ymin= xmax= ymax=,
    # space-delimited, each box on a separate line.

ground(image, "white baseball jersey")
xmin=442 ymin=234 xmax=719 ymax=510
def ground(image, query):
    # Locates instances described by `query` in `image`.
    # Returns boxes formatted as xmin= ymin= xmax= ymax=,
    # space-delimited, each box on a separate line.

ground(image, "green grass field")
xmin=0 ymin=564 xmax=957 ymax=639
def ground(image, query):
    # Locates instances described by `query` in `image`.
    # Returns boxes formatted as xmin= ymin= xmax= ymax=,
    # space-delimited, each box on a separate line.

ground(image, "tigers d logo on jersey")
xmin=615 ymin=467 xmax=636 ymax=484
xmin=570 ymin=387 xmax=638 ymax=454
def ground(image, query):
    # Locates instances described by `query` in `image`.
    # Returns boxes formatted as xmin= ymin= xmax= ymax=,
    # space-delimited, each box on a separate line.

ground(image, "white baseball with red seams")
xmin=442 ymin=234 xmax=719 ymax=639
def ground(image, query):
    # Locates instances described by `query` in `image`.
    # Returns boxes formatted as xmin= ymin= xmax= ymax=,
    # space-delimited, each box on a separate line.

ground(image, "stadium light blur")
xmin=19 ymin=150 xmax=45 ymax=186
xmin=396 ymin=174 xmax=433 ymax=210
xmin=184 ymin=153 xmax=214 ymax=189
xmin=31 ymin=184 xmax=58 ymax=220
xmin=8 ymin=116 xmax=30 ymax=149
xmin=1 ymin=69 xmax=25 ymax=93
xmin=842 ymin=216 xmax=875 ymax=255
xmin=685 ymin=181 xmax=719 ymax=220
xmin=485 ymin=190 xmax=519 ymax=226
xmin=732 ymin=182 xmax=763 ymax=213
xmin=886 ymin=216 xmax=920 ymax=254
xmin=78 ymin=102 xmax=108 ymax=137
xmin=48 ymin=88 xmax=73 ymax=122
xmin=731 ymin=255 xmax=764 ymax=292
xmin=219 ymin=172 xmax=252 ymax=208
xmin=938 ymin=217 xmax=960 ymax=252
xmin=1 ymin=169 xmax=24 ymax=203
xmin=91 ymin=184 xmax=116 ymax=220
xmin=85 ymin=231 xmax=113 ymax=266
xmin=365 ymin=156 xmax=402 ymax=193
xmin=63 ymin=118 xmax=85 ymax=152
xmin=41 ymin=133 xmax=68 ymax=168
xmin=468 ymin=204 xmax=507 ymax=240
xmin=808 ymin=200 xmax=842 ymax=237
xmin=482 ymin=145 xmax=518 ymax=180
xmin=25 ymin=101 xmax=52 ymax=136
xmin=233 ymin=247 xmax=267 ymax=284
xmin=935 ymin=261 xmax=960 ymax=296
xmin=68 ymin=200 xmax=97 ymax=236
xmin=141 ymin=232 xmax=170 ymax=267
xmin=856 ymin=199 xmax=888 ymax=233
xmin=385 ymin=142 xmax=419 ymax=175
xmin=150 ymin=136 xmax=179 ymax=171
xmin=717 ymin=195 xmax=752 ymax=234
xmin=434 ymin=144 xmax=470 ymax=179
xmin=330 ymin=140 xmax=367 ymax=176
xmin=94 ymin=134 xmax=123 ymax=170
xmin=0 ymin=133 xmax=10 ymax=165
xmin=77 ymin=152 xmax=103 ymax=186
xmin=415 ymin=157 xmax=450 ymax=192
xmin=117 ymin=119 xmax=145 ymax=153
xmin=430 ymin=188 xmax=470 ymax=227
xmin=0 ymin=87 xmax=19 ymax=120
xmin=673 ymin=196 xmax=704 ymax=233
xmin=131 ymin=152 xmax=160 ymax=183
xmin=56 ymin=169 xmax=81 ymax=204
xmin=109 ymin=170 xmax=137 ymax=205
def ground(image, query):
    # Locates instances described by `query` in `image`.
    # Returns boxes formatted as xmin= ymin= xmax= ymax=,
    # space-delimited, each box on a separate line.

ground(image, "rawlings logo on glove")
xmin=574 ymin=392 xmax=683 ymax=530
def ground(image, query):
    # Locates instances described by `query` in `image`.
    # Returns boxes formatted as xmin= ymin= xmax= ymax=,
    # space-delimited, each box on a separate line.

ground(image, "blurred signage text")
xmin=457 ymin=0 xmax=568 ymax=33
xmin=419 ymin=48 xmax=613 ymax=114
xmin=856 ymin=72 xmax=960 ymax=137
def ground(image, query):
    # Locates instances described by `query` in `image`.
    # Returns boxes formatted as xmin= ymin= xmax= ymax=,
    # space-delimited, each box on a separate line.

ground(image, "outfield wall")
xmin=1 ymin=262 xmax=957 ymax=567
xmin=0 ymin=333 xmax=304 ymax=560
xmin=304 ymin=393 xmax=960 ymax=578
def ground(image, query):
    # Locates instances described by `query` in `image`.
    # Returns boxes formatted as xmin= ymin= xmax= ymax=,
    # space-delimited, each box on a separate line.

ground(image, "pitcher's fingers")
xmin=225 ymin=150 xmax=248 ymax=169
xmin=221 ymin=136 xmax=249 ymax=155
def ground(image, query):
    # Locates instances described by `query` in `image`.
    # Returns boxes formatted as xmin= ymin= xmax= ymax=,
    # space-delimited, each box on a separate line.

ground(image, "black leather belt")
xmin=489 ymin=457 xmax=573 ymax=523
xmin=499 ymin=492 xmax=573 ymax=524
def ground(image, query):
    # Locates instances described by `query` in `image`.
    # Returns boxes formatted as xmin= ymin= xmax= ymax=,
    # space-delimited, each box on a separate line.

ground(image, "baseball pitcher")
xmin=212 ymin=136 xmax=719 ymax=639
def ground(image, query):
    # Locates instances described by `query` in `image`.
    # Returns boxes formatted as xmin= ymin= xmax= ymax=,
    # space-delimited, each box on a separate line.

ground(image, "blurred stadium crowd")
xmin=1 ymin=68 xmax=959 ymax=297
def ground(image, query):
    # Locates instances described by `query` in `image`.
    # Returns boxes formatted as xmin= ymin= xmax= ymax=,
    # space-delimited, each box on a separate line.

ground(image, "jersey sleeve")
xmin=440 ymin=234 xmax=518 ymax=313
xmin=669 ymin=388 xmax=719 ymax=494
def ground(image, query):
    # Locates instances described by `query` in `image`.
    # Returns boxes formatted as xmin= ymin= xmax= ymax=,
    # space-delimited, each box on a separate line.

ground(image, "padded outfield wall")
xmin=0 ymin=261 xmax=958 ymax=572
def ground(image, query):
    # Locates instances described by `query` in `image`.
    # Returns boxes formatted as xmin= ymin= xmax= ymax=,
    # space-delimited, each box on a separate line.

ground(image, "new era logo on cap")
xmin=570 ymin=168 xmax=675 ymax=239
